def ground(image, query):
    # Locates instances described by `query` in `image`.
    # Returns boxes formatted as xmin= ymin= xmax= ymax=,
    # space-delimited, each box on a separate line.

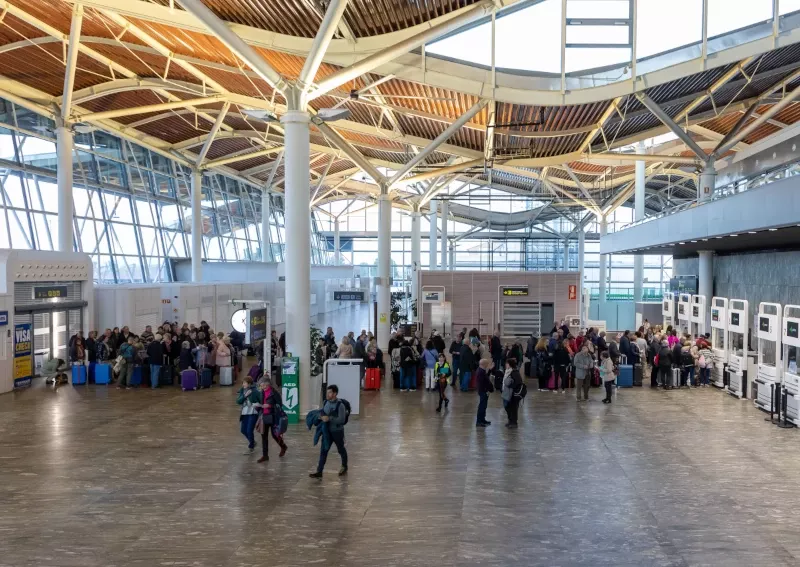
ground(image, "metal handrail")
xmin=619 ymin=162 xmax=800 ymax=231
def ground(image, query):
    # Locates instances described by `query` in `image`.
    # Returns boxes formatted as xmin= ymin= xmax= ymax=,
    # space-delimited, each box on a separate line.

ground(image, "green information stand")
xmin=281 ymin=356 xmax=300 ymax=424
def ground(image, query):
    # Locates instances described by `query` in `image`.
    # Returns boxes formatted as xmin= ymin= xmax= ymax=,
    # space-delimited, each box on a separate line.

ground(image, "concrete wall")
xmin=674 ymin=251 xmax=800 ymax=341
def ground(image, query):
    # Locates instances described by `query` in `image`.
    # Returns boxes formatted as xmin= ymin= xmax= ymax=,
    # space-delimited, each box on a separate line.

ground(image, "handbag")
xmin=255 ymin=414 xmax=265 ymax=435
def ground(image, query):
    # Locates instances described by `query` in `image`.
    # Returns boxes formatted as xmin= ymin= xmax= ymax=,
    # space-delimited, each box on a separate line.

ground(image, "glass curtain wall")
xmin=0 ymin=98 xmax=331 ymax=283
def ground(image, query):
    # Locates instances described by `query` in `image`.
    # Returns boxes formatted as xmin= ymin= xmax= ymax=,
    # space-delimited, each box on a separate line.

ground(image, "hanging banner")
xmin=568 ymin=285 xmax=577 ymax=300
xmin=14 ymin=323 xmax=32 ymax=389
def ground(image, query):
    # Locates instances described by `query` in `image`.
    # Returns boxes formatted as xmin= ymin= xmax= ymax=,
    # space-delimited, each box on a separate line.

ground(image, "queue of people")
xmin=67 ymin=320 xmax=246 ymax=389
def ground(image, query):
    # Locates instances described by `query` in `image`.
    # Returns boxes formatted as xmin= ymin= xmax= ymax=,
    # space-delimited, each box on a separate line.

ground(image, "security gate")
xmin=501 ymin=301 xmax=540 ymax=338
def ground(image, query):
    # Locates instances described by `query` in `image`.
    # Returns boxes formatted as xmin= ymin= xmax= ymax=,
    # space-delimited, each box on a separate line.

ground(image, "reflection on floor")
xmin=2 ymin=377 xmax=800 ymax=566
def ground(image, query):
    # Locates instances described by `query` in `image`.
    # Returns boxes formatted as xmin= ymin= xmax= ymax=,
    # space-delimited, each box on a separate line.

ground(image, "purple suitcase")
xmin=181 ymin=369 xmax=198 ymax=391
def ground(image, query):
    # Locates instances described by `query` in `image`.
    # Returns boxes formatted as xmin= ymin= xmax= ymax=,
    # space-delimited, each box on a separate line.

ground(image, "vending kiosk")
xmin=755 ymin=302 xmax=782 ymax=412
xmin=726 ymin=299 xmax=749 ymax=399
xmin=781 ymin=305 xmax=800 ymax=425
xmin=677 ymin=293 xmax=691 ymax=336
xmin=690 ymin=295 xmax=706 ymax=338
xmin=662 ymin=292 xmax=676 ymax=329
xmin=710 ymin=297 xmax=728 ymax=389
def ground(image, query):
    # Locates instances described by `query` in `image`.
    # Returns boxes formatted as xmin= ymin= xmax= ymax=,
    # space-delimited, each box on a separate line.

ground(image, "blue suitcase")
xmin=617 ymin=364 xmax=633 ymax=388
xmin=200 ymin=367 xmax=213 ymax=389
xmin=88 ymin=362 xmax=97 ymax=383
xmin=71 ymin=365 xmax=87 ymax=385
xmin=95 ymin=363 xmax=112 ymax=385
xmin=130 ymin=366 xmax=142 ymax=387
xmin=181 ymin=369 xmax=198 ymax=391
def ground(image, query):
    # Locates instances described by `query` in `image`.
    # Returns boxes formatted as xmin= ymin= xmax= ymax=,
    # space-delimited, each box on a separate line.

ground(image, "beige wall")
xmin=419 ymin=270 xmax=580 ymax=339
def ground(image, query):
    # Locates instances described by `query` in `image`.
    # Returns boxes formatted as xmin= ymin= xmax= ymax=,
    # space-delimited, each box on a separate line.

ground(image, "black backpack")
xmin=336 ymin=399 xmax=351 ymax=425
xmin=513 ymin=381 xmax=528 ymax=399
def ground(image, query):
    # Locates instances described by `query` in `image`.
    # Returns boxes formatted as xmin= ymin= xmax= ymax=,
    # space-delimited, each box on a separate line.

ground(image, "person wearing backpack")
xmin=501 ymin=358 xmax=523 ymax=429
xmin=256 ymin=376 xmax=287 ymax=463
xmin=434 ymin=353 xmax=451 ymax=412
xmin=399 ymin=339 xmax=418 ymax=391
xmin=236 ymin=376 xmax=262 ymax=455
xmin=309 ymin=384 xmax=348 ymax=478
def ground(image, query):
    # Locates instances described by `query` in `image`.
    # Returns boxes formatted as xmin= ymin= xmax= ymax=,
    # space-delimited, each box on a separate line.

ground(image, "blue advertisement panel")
xmin=14 ymin=323 xmax=32 ymax=388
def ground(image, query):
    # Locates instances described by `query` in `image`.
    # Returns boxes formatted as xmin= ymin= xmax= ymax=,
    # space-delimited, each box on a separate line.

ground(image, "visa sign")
xmin=14 ymin=323 xmax=32 ymax=388
xmin=15 ymin=327 xmax=31 ymax=352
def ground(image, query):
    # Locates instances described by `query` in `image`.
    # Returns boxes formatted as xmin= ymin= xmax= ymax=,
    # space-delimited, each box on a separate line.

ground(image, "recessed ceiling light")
xmin=679 ymin=242 xmax=685 ymax=245
xmin=691 ymin=240 xmax=697 ymax=243
xmin=748 ymin=231 xmax=757 ymax=234
xmin=730 ymin=234 xmax=738 ymax=237
xmin=702 ymin=238 xmax=708 ymax=241
xmin=769 ymin=228 xmax=777 ymax=232
xmin=715 ymin=236 xmax=723 ymax=239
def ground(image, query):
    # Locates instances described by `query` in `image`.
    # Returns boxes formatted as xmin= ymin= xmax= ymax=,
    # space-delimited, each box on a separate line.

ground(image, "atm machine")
xmin=690 ymin=295 xmax=706 ymax=338
xmin=709 ymin=297 xmax=728 ymax=389
xmin=781 ymin=305 xmax=800 ymax=425
xmin=726 ymin=299 xmax=749 ymax=399
xmin=755 ymin=302 xmax=782 ymax=412
xmin=662 ymin=292 xmax=676 ymax=329
xmin=677 ymin=293 xmax=691 ymax=336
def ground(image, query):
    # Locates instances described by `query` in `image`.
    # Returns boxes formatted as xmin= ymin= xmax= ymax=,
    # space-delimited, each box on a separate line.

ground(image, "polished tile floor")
xmin=2 ymin=377 xmax=800 ymax=566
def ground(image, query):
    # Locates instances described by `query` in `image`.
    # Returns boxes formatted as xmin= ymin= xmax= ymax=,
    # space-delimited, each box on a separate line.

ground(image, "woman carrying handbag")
xmin=256 ymin=376 xmax=288 ymax=463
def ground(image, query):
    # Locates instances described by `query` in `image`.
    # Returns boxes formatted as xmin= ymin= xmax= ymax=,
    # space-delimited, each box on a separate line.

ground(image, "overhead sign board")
xmin=334 ymin=291 xmax=365 ymax=301
xmin=502 ymin=286 xmax=529 ymax=297
xmin=248 ymin=308 xmax=267 ymax=343
xmin=33 ymin=285 xmax=67 ymax=300
xmin=0 ymin=311 xmax=7 ymax=326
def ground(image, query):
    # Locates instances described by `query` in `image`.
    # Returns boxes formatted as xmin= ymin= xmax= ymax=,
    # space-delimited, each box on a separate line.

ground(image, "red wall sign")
xmin=568 ymin=285 xmax=577 ymax=300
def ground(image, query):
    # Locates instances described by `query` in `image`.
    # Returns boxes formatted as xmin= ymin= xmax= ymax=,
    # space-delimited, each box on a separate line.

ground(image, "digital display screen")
xmin=711 ymin=309 xmax=719 ymax=322
xmin=731 ymin=312 xmax=740 ymax=327
xmin=692 ymin=306 xmax=699 ymax=318
xmin=33 ymin=285 xmax=67 ymax=299
xmin=760 ymin=317 xmax=770 ymax=333
xmin=334 ymin=291 xmax=365 ymax=301
xmin=787 ymin=321 xmax=799 ymax=339
xmin=678 ymin=304 xmax=685 ymax=316
xmin=663 ymin=301 xmax=669 ymax=312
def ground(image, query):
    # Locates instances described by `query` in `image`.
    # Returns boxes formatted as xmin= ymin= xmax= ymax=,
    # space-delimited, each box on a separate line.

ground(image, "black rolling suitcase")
xmin=633 ymin=364 xmax=643 ymax=387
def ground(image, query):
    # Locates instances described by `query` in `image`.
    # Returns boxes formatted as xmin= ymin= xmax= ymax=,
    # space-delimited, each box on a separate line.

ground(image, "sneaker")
xmin=476 ymin=422 xmax=487 ymax=427
xmin=257 ymin=456 xmax=268 ymax=463
xmin=436 ymin=407 xmax=442 ymax=413
xmin=411 ymin=389 xmax=417 ymax=392
xmin=483 ymin=421 xmax=491 ymax=426
xmin=400 ymin=389 xmax=407 ymax=392
xmin=338 ymin=466 xmax=348 ymax=476
xmin=244 ymin=447 xmax=254 ymax=455
xmin=309 ymin=472 xmax=323 ymax=479
xmin=279 ymin=444 xmax=287 ymax=457
xmin=508 ymin=424 xmax=518 ymax=429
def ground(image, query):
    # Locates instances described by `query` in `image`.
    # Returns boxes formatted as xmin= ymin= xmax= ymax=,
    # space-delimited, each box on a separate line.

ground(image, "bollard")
xmin=766 ymin=383 xmax=775 ymax=422
xmin=778 ymin=386 xmax=796 ymax=429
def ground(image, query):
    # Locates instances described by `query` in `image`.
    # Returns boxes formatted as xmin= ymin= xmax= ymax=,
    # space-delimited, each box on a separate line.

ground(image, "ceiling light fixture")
xmin=748 ymin=231 xmax=757 ymax=234
xmin=730 ymin=234 xmax=738 ymax=237
xmin=243 ymin=109 xmax=279 ymax=122
xmin=769 ymin=228 xmax=777 ymax=232
xmin=317 ymin=108 xmax=352 ymax=122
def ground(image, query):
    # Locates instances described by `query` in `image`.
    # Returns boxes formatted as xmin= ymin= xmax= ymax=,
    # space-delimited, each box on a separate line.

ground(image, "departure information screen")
xmin=787 ymin=321 xmax=799 ymax=339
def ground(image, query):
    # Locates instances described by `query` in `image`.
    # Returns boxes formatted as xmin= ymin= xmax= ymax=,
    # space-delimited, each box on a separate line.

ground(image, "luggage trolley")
xmin=781 ymin=305 xmax=800 ymax=425
xmin=726 ymin=299 xmax=749 ymax=399
xmin=677 ymin=293 xmax=692 ymax=336
xmin=690 ymin=295 xmax=706 ymax=339
xmin=755 ymin=302 xmax=782 ymax=412
xmin=709 ymin=297 xmax=729 ymax=389
xmin=662 ymin=292 xmax=676 ymax=329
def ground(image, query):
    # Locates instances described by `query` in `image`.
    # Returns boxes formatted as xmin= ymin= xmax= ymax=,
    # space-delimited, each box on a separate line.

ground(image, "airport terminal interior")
xmin=4 ymin=0 xmax=800 ymax=565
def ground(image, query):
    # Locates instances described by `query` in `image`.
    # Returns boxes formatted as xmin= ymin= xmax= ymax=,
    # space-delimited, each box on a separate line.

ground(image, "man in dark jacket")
xmin=619 ymin=330 xmax=631 ymax=362
xmin=490 ymin=331 xmax=503 ymax=372
xmin=432 ymin=332 xmax=446 ymax=355
xmin=476 ymin=359 xmax=494 ymax=427
xmin=458 ymin=340 xmax=475 ymax=392
xmin=146 ymin=335 xmax=164 ymax=389
xmin=658 ymin=342 xmax=674 ymax=389
xmin=596 ymin=332 xmax=608 ymax=355
xmin=449 ymin=334 xmax=463 ymax=385
xmin=399 ymin=340 xmax=418 ymax=391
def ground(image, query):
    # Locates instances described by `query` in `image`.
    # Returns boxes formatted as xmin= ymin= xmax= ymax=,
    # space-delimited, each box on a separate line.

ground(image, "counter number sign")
xmin=502 ymin=286 xmax=529 ymax=297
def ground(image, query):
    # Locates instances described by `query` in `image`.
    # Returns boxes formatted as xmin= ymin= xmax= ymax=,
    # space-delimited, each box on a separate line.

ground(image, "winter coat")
xmin=502 ymin=368 xmax=522 ymax=402
xmin=422 ymin=348 xmax=438 ymax=369
xmin=600 ymin=358 xmax=616 ymax=382
xmin=146 ymin=340 xmax=163 ymax=365
xmin=459 ymin=344 xmax=475 ymax=373
xmin=553 ymin=346 xmax=571 ymax=367
xmin=216 ymin=342 xmax=232 ymax=367
xmin=657 ymin=346 xmax=673 ymax=368
xmin=573 ymin=351 xmax=594 ymax=380
xmin=490 ymin=336 xmax=503 ymax=358
xmin=336 ymin=343 xmax=354 ymax=359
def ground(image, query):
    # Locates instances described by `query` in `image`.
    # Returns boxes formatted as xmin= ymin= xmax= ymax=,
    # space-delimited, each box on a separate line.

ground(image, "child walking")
xmin=236 ymin=376 xmax=261 ymax=454
xmin=434 ymin=353 xmax=451 ymax=412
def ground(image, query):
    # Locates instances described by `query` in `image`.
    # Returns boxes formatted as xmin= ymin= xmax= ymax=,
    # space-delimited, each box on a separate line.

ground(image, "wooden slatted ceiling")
xmin=203 ymin=137 xmax=261 ymax=161
xmin=0 ymin=44 xmax=111 ymax=96
xmin=700 ymin=111 xmax=782 ymax=145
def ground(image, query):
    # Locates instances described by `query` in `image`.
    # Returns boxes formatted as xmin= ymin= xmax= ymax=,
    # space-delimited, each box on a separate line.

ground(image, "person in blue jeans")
xmin=449 ymin=334 xmax=462 ymax=386
xmin=236 ymin=377 xmax=261 ymax=454
xmin=476 ymin=359 xmax=493 ymax=426
xmin=459 ymin=339 xmax=476 ymax=391
xmin=310 ymin=384 xmax=348 ymax=478
xmin=399 ymin=339 xmax=418 ymax=391
xmin=146 ymin=334 xmax=164 ymax=389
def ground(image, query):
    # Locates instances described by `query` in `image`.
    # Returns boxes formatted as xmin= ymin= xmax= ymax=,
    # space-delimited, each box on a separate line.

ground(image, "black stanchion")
xmin=766 ymin=383 xmax=775 ymax=422
xmin=778 ymin=386 xmax=796 ymax=429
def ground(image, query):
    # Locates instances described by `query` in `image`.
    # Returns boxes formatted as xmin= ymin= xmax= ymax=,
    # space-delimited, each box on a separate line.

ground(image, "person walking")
xmin=501 ymin=358 xmax=523 ymax=428
xmin=256 ymin=376 xmax=287 ymax=463
xmin=434 ymin=353 xmax=451 ymax=412
xmin=573 ymin=344 xmax=594 ymax=402
xmin=309 ymin=385 xmax=348 ymax=478
xmin=422 ymin=341 xmax=439 ymax=391
xmin=146 ymin=334 xmax=164 ymax=389
xmin=600 ymin=351 xmax=615 ymax=403
xmin=476 ymin=358 xmax=493 ymax=427
xmin=236 ymin=376 xmax=262 ymax=455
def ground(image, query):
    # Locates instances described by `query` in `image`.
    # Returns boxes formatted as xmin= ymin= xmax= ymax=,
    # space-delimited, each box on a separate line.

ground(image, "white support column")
xmin=578 ymin=227 xmax=585 ymax=325
xmin=191 ymin=169 xmax=203 ymax=281
xmin=261 ymin=190 xmax=271 ymax=262
xmin=429 ymin=200 xmax=438 ymax=269
xmin=634 ymin=140 xmax=646 ymax=301
xmin=440 ymin=199 xmax=448 ymax=270
xmin=333 ymin=219 xmax=341 ymax=266
xmin=563 ymin=238 xmax=570 ymax=271
xmin=281 ymin=108 xmax=312 ymax=417
xmin=449 ymin=244 xmax=455 ymax=272
xmin=698 ymin=250 xmax=713 ymax=305
xmin=410 ymin=211 xmax=421 ymax=319
xmin=598 ymin=216 xmax=608 ymax=304
xmin=56 ymin=126 xmax=74 ymax=252
xmin=377 ymin=193 xmax=392 ymax=351
xmin=698 ymin=166 xmax=716 ymax=202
